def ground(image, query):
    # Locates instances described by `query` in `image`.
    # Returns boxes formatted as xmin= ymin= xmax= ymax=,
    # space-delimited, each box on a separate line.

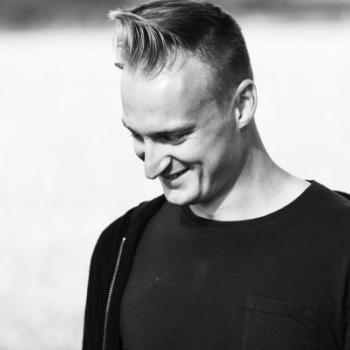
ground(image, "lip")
xmin=161 ymin=168 xmax=189 ymax=182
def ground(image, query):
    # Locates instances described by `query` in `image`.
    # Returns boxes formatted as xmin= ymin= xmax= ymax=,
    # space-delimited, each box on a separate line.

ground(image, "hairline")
xmin=119 ymin=49 xmax=236 ymax=112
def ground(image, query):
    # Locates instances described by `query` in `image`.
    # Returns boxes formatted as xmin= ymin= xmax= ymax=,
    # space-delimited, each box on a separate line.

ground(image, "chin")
xmin=162 ymin=187 xmax=199 ymax=206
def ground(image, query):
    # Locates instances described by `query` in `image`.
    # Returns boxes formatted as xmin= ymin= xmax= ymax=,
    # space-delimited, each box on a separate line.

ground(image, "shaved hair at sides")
xmin=109 ymin=0 xmax=254 ymax=108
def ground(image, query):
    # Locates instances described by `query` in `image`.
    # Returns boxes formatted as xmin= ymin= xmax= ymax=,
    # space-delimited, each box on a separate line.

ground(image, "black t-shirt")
xmin=120 ymin=181 xmax=350 ymax=350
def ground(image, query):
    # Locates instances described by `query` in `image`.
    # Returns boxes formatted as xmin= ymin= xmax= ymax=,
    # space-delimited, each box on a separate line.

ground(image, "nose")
xmin=142 ymin=140 xmax=171 ymax=179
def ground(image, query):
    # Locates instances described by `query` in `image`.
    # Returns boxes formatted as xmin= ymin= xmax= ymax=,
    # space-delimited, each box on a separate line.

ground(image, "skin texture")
xmin=120 ymin=55 xmax=309 ymax=220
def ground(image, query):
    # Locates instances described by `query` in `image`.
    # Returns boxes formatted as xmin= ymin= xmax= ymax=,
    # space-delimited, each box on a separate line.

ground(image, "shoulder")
xmin=334 ymin=190 xmax=350 ymax=202
xmin=310 ymin=181 xmax=350 ymax=226
xmin=309 ymin=181 xmax=350 ymax=249
xmin=312 ymin=181 xmax=350 ymax=218
xmin=91 ymin=195 xmax=166 ymax=263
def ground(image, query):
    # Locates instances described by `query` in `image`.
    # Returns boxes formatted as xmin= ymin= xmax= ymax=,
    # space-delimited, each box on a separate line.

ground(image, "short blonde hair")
xmin=109 ymin=0 xmax=253 ymax=107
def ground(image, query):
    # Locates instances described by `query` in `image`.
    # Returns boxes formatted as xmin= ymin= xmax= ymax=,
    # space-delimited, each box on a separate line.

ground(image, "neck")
xmin=190 ymin=123 xmax=309 ymax=221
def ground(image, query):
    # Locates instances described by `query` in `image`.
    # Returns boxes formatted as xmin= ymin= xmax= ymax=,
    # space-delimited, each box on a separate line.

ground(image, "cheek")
xmin=170 ymin=142 xmax=202 ymax=164
xmin=171 ymin=131 xmax=232 ymax=168
xmin=200 ymin=142 xmax=236 ymax=178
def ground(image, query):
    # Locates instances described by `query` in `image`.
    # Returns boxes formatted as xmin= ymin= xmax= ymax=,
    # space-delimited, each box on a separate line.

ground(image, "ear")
xmin=232 ymin=79 xmax=257 ymax=129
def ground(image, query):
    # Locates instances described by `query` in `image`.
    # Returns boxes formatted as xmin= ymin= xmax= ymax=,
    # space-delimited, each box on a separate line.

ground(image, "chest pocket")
xmin=242 ymin=296 xmax=317 ymax=350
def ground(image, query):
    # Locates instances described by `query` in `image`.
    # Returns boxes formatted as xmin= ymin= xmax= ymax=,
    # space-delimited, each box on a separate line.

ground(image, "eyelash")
xmin=129 ymin=132 xmax=187 ymax=145
xmin=164 ymin=135 xmax=187 ymax=144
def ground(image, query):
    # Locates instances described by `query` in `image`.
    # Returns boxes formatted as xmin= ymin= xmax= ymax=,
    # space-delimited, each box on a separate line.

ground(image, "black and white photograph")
xmin=1 ymin=0 xmax=350 ymax=349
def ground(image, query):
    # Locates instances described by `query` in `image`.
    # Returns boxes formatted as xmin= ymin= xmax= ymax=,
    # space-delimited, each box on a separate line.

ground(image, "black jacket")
xmin=82 ymin=190 xmax=350 ymax=350
xmin=82 ymin=195 xmax=165 ymax=350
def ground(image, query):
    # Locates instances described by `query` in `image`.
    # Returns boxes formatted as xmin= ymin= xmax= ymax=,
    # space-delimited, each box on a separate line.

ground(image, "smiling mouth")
xmin=162 ymin=168 xmax=188 ymax=181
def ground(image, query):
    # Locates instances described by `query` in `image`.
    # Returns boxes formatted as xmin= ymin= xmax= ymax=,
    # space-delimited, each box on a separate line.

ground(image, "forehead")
xmin=120 ymin=56 xmax=215 ymax=128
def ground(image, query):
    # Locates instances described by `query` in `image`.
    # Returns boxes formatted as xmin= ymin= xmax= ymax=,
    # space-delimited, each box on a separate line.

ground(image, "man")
xmin=82 ymin=1 xmax=350 ymax=349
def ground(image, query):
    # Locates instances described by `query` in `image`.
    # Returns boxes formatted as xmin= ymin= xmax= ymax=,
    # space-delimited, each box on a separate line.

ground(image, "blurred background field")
xmin=1 ymin=0 xmax=350 ymax=349
xmin=2 ymin=0 xmax=350 ymax=27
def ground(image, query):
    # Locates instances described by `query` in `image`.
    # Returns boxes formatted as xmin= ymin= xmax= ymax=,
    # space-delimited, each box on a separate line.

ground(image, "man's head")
xmin=109 ymin=0 xmax=253 ymax=107
xmin=110 ymin=0 xmax=257 ymax=206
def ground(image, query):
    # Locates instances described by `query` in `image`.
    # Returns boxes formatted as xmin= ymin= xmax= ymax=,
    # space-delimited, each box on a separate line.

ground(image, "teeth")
xmin=165 ymin=169 xmax=187 ymax=180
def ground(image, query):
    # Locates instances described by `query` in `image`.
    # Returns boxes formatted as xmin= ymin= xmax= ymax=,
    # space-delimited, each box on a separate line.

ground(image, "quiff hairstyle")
xmin=109 ymin=0 xmax=253 ymax=107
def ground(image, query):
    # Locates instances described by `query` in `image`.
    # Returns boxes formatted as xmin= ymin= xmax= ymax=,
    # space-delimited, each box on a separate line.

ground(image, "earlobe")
xmin=233 ymin=79 xmax=257 ymax=129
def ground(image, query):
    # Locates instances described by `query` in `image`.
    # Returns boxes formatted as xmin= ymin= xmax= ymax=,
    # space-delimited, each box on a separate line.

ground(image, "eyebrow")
xmin=122 ymin=119 xmax=196 ymax=138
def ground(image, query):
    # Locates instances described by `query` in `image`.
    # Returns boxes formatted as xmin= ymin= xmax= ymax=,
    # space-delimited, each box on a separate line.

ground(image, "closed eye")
xmin=157 ymin=133 xmax=190 ymax=145
xmin=129 ymin=131 xmax=190 ymax=145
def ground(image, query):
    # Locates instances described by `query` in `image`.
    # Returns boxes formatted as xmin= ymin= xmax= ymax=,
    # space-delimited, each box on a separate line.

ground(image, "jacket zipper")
xmin=102 ymin=236 xmax=127 ymax=350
